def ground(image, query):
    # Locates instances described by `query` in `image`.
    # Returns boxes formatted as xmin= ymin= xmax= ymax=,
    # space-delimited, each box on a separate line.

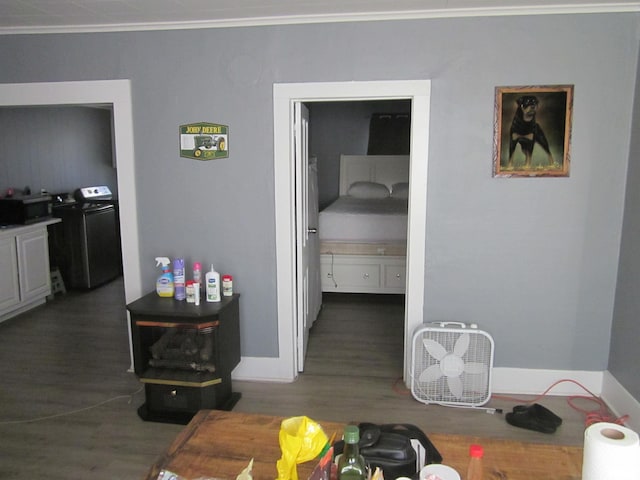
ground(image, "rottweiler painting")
xmin=507 ymin=95 xmax=555 ymax=169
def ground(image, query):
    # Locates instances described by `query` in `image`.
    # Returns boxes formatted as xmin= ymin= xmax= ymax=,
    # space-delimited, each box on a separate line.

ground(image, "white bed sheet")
xmin=319 ymin=196 xmax=408 ymax=243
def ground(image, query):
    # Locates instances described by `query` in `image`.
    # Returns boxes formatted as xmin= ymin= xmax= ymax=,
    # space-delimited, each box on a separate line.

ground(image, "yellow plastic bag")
xmin=275 ymin=416 xmax=329 ymax=480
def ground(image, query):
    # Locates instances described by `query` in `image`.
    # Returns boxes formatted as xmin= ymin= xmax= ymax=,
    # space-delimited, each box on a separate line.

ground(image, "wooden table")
xmin=144 ymin=410 xmax=584 ymax=480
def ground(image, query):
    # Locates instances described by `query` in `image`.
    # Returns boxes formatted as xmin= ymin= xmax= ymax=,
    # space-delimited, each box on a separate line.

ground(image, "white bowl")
xmin=419 ymin=464 xmax=461 ymax=480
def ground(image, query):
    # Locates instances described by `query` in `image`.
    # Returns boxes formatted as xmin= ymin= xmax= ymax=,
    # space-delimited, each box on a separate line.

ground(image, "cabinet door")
xmin=16 ymin=229 xmax=51 ymax=301
xmin=384 ymin=263 xmax=406 ymax=290
xmin=0 ymin=237 xmax=20 ymax=312
xmin=320 ymin=256 xmax=381 ymax=292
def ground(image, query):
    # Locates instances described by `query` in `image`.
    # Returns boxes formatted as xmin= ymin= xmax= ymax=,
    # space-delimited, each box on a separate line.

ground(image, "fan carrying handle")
xmin=435 ymin=321 xmax=467 ymax=329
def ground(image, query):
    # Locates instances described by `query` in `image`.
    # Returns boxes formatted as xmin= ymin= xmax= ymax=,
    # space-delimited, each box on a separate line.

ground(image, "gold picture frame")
xmin=493 ymin=85 xmax=573 ymax=177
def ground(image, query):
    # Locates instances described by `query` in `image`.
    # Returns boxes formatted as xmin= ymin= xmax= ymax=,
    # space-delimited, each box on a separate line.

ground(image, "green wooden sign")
xmin=179 ymin=122 xmax=229 ymax=160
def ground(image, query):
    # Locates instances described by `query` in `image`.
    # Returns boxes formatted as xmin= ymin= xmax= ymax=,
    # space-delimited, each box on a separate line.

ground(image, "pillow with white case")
xmin=390 ymin=182 xmax=409 ymax=199
xmin=347 ymin=181 xmax=390 ymax=199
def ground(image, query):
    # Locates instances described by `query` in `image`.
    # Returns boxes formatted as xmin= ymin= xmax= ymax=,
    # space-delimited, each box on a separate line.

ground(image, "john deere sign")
xmin=180 ymin=122 xmax=229 ymax=160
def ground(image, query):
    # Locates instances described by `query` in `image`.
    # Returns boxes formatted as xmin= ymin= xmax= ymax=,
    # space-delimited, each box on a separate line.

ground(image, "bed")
xmin=319 ymin=154 xmax=409 ymax=294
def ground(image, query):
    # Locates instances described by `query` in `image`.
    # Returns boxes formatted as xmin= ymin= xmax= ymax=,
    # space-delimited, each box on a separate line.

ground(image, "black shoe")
xmin=505 ymin=403 xmax=562 ymax=434
xmin=513 ymin=403 xmax=563 ymax=428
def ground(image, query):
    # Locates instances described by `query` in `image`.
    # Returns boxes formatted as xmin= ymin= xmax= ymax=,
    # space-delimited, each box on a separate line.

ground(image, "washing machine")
xmin=51 ymin=186 xmax=122 ymax=289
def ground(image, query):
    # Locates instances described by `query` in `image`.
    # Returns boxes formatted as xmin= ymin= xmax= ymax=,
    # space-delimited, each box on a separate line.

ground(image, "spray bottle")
xmin=155 ymin=257 xmax=174 ymax=297
xmin=173 ymin=257 xmax=186 ymax=301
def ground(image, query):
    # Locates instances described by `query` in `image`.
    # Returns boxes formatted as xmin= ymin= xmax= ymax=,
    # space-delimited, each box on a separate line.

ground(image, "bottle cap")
xmin=469 ymin=444 xmax=484 ymax=458
xmin=343 ymin=425 xmax=359 ymax=444
xmin=223 ymin=274 xmax=233 ymax=281
xmin=194 ymin=262 xmax=201 ymax=270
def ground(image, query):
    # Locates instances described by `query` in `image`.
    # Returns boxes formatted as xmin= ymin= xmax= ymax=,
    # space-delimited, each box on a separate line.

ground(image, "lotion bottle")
xmin=205 ymin=264 xmax=221 ymax=302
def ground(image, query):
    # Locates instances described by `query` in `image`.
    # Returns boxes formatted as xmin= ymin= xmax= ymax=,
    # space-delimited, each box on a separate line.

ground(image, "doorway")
xmin=301 ymin=99 xmax=411 ymax=375
xmin=0 ymin=80 xmax=142 ymax=370
xmin=273 ymin=80 xmax=431 ymax=383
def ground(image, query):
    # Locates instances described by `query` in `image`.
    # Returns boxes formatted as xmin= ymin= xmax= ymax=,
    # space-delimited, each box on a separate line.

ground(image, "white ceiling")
xmin=0 ymin=0 xmax=638 ymax=34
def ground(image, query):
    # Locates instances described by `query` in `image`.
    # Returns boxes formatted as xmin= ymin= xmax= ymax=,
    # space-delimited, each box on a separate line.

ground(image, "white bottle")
xmin=205 ymin=264 xmax=221 ymax=302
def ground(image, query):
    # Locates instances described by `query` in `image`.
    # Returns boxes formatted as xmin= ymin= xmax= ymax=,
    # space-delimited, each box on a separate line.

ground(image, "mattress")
xmin=319 ymin=196 xmax=408 ymax=243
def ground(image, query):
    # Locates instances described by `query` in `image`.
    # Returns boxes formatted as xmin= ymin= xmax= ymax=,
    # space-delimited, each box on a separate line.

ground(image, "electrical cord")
xmin=0 ymin=386 xmax=144 ymax=425
xmin=394 ymin=376 xmax=629 ymax=424
xmin=492 ymin=378 xmax=630 ymax=427
xmin=327 ymin=251 xmax=338 ymax=288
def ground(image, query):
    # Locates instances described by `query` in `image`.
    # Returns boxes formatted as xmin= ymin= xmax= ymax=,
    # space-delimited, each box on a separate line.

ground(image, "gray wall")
xmin=0 ymin=106 xmax=117 ymax=197
xmin=0 ymin=14 xmax=638 ymax=394
xmin=609 ymin=42 xmax=640 ymax=401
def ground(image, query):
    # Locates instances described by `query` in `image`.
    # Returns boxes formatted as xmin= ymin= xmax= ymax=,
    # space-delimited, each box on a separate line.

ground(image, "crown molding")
xmin=0 ymin=2 xmax=639 ymax=35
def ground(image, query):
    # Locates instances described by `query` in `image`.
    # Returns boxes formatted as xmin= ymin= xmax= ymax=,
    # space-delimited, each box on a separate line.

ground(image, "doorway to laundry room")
xmin=0 ymin=80 xmax=141 ymax=370
xmin=0 ymin=105 xmax=123 ymax=293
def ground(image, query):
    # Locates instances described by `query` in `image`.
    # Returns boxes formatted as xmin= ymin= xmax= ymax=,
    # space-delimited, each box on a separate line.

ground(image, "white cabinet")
xmin=0 ymin=219 xmax=59 ymax=323
xmin=17 ymin=228 xmax=52 ymax=302
xmin=0 ymin=236 xmax=20 ymax=312
xmin=320 ymin=254 xmax=406 ymax=294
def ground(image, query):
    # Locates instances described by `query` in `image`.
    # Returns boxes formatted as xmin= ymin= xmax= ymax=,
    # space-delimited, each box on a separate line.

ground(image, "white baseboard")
xmin=491 ymin=367 xmax=604 ymax=396
xmin=233 ymin=359 xmax=606 ymax=392
xmin=232 ymin=358 xmax=640 ymax=432
xmin=232 ymin=355 xmax=296 ymax=383
xmin=602 ymin=370 xmax=640 ymax=432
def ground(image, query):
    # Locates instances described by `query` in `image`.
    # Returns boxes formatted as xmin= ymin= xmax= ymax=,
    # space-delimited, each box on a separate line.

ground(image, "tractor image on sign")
xmin=180 ymin=122 xmax=229 ymax=160
xmin=195 ymin=135 xmax=225 ymax=151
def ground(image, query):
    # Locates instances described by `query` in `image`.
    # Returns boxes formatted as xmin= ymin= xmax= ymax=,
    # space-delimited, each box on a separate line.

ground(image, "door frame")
xmin=0 ymin=80 xmax=141 ymax=370
xmin=273 ymin=80 xmax=431 ymax=382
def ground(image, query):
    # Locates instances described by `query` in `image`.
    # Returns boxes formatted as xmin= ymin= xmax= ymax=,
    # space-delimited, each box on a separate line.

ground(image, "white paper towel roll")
xmin=582 ymin=422 xmax=640 ymax=480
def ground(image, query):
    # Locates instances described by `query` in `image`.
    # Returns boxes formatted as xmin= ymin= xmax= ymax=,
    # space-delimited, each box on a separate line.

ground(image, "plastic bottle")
xmin=205 ymin=264 xmax=221 ymax=302
xmin=337 ymin=426 xmax=367 ymax=480
xmin=222 ymin=274 xmax=233 ymax=297
xmin=155 ymin=257 xmax=174 ymax=297
xmin=193 ymin=262 xmax=202 ymax=288
xmin=466 ymin=444 xmax=484 ymax=480
xmin=186 ymin=280 xmax=196 ymax=303
xmin=173 ymin=258 xmax=186 ymax=300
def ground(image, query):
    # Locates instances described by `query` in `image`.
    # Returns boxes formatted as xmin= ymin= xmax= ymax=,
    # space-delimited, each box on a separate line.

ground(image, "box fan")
xmin=410 ymin=322 xmax=494 ymax=407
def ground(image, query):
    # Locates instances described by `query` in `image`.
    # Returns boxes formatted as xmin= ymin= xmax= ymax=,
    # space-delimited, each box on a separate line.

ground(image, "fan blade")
xmin=418 ymin=364 xmax=443 ymax=383
xmin=422 ymin=338 xmax=448 ymax=361
xmin=448 ymin=376 xmax=464 ymax=399
xmin=453 ymin=333 xmax=470 ymax=357
xmin=464 ymin=362 xmax=487 ymax=375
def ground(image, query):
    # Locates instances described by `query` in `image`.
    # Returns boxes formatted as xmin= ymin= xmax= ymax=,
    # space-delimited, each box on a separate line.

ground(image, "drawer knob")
xmin=396 ymin=274 xmax=401 ymax=278
xmin=170 ymin=389 xmax=177 ymax=397
xmin=363 ymin=273 xmax=369 ymax=278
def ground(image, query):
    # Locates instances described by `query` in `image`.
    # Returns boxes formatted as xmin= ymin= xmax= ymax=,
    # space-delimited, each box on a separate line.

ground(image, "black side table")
xmin=127 ymin=292 xmax=241 ymax=424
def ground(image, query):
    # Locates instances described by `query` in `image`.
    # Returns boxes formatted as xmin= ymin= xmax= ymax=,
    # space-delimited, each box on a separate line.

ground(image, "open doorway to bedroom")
xmin=273 ymin=79 xmax=431 ymax=384
xmin=304 ymin=100 xmax=410 ymax=380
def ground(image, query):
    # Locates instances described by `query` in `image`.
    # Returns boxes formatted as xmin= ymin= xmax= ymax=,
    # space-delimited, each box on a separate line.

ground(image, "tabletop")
xmin=144 ymin=409 xmax=584 ymax=480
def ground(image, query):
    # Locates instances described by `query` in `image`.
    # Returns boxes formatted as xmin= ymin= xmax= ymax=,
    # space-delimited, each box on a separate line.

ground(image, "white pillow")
xmin=347 ymin=181 xmax=390 ymax=199
xmin=391 ymin=182 xmax=409 ymax=199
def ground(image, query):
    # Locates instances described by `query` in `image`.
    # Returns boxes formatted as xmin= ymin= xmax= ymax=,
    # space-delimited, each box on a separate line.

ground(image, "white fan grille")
xmin=411 ymin=324 xmax=494 ymax=407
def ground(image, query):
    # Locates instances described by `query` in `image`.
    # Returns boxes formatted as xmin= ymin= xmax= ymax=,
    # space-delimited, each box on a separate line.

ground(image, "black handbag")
xmin=334 ymin=423 xmax=442 ymax=479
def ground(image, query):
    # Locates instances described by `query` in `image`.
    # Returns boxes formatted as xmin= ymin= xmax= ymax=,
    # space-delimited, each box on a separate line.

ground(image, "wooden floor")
xmin=0 ymin=279 xmax=590 ymax=479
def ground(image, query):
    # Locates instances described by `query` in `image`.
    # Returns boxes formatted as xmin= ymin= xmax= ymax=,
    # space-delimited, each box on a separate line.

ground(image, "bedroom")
xmin=305 ymin=99 xmax=411 ymax=376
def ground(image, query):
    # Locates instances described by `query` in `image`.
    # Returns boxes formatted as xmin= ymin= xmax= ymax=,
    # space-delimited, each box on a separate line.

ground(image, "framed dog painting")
xmin=493 ymin=85 xmax=573 ymax=177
